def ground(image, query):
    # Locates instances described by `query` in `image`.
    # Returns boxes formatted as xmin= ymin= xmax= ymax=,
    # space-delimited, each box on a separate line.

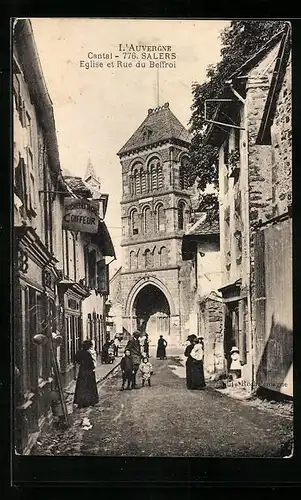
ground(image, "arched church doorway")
xmin=133 ymin=284 xmax=170 ymax=346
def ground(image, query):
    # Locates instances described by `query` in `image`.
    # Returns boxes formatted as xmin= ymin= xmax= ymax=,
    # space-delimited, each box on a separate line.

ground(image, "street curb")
xmin=96 ymin=360 xmax=121 ymax=385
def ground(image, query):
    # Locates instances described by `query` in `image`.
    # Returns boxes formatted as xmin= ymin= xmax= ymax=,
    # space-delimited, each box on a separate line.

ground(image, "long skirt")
xmin=74 ymin=367 xmax=99 ymax=408
xmin=186 ymin=360 xmax=206 ymax=390
xmin=156 ymin=346 xmax=166 ymax=359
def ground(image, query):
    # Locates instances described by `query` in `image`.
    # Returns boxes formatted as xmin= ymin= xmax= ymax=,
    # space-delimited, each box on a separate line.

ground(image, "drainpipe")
xmin=226 ymin=78 xmax=253 ymax=386
xmin=240 ymin=89 xmax=253 ymax=388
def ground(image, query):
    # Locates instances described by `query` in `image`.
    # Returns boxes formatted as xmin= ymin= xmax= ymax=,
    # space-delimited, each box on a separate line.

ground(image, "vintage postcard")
xmin=12 ymin=18 xmax=293 ymax=461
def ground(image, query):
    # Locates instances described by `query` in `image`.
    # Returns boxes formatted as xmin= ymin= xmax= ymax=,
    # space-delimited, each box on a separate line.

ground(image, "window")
xmin=146 ymin=166 xmax=151 ymax=192
xmin=156 ymin=204 xmax=165 ymax=232
xmin=66 ymin=316 xmax=73 ymax=365
xmin=145 ymin=249 xmax=152 ymax=268
xmin=179 ymin=156 xmax=189 ymax=190
xmin=88 ymin=249 xmax=97 ymax=288
xmin=14 ymin=156 xmax=27 ymax=205
xmin=178 ymin=202 xmax=185 ymax=230
xmin=157 ymin=163 xmax=163 ymax=189
xmin=97 ymin=260 xmax=109 ymax=295
xmin=143 ymin=206 xmax=152 ymax=234
xmin=131 ymin=209 xmax=139 ymax=235
xmin=149 ymin=160 xmax=162 ymax=191
xmin=130 ymin=251 xmax=137 ymax=269
xmin=159 ymin=247 xmax=168 ymax=267
xmin=140 ymin=167 xmax=146 ymax=193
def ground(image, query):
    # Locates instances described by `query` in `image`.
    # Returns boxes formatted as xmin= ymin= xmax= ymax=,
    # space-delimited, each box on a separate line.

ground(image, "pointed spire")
xmin=84 ymin=156 xmax=97 ymax=181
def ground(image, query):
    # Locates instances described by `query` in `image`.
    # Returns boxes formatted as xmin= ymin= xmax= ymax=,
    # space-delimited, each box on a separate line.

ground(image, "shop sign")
xmin=62 ymin=198 xmax=99 ymax=234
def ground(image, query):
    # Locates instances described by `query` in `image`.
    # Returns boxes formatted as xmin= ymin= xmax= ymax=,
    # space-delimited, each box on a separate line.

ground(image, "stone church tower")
xmin=117 ymin=102 xmax=194 ymax=346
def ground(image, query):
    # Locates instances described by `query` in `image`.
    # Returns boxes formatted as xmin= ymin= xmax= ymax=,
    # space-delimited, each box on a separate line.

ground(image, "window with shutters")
xmin=14 ymin=156 xmax=27 ymax=207
xmin=156 ymin=204 xmax=165 ymax=232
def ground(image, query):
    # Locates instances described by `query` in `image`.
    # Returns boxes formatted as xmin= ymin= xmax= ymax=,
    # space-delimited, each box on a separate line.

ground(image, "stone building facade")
xmin=13 ymin=20 xmax=115 ymax=454
xmin=117 ymin=103 xmax=194 ymax=345
xmin=206 ymin=24 xmax=292 ymax=395
xmin=182 ymin=215 xmax=224 ymax=376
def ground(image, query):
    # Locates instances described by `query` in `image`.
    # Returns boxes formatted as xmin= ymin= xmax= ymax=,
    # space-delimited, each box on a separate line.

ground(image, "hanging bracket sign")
xmin=62 ymin=198 xmax=99 ymax=234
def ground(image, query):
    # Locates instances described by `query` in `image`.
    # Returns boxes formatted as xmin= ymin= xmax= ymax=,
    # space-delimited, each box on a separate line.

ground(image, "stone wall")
xmin=271 ymin=54 xmax=292 ymax=217
xmin=200 ymin=298 xmax=224 ymax=376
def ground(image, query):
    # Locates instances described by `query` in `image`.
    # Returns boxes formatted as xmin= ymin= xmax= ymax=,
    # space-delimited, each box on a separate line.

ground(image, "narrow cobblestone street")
xmin=32 ymin=349 xmax=293 ymax=458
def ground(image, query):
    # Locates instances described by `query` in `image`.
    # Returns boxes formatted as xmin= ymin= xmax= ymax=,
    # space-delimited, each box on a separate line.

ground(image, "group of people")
xmin=72 ymin=329 xmax=207 ymax=409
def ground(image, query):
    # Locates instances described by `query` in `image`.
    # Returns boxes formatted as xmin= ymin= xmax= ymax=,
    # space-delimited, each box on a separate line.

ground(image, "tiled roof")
xmin=187 ymin=215 xmax=220 ymax=236
xmin=64 ymin=176 xmax=92 ymax=197
xmin=117 ymin=102 xmax=191 ymax=156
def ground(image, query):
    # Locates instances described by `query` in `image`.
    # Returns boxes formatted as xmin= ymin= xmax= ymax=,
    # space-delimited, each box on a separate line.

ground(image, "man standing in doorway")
xmin=125 ymin=330 xmax=142 ymax=389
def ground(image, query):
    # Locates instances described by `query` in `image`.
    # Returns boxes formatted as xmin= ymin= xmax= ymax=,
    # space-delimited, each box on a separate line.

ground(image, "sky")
xmin=30 ymin=18 xmax=229 ymax=274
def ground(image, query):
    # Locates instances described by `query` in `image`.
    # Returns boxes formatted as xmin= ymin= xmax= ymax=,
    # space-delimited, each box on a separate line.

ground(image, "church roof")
xmin=117 ymin=102 xmax=191 ymax=156
xmin=84 ymin=157 xmax=98 ymax=182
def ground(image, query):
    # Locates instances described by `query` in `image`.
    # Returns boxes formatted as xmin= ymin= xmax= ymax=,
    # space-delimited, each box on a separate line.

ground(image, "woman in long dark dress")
xmin=156 ymin=335 xmax=167 ymax=359
xmin=74 ymin=340 xmax=99 ymax=408
xmin=184 ymin=335 xmax=206 ymax=390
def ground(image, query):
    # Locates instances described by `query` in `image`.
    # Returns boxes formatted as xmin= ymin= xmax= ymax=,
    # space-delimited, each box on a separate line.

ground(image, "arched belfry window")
xmin=178 ymin=202 xmax=186 ymax=230
xmin=143 ymin=206 xmax=152 ymax=234
xmin=157 ymin=162 xmax=163 ymax=189
xmin=148 ymin=158 xmax=163 ymax=192
xmin=179 ymin=156 xmax=189 ymax=190
xmin=156 ymin=204 xmax=165 ymax=232
xmin=131 ymin=164 xmax=144 ymax=196
xmin=140 ymin=167 xmax=146 ymax=193
xmin=130 ymin=209 xmax=139 ymax=235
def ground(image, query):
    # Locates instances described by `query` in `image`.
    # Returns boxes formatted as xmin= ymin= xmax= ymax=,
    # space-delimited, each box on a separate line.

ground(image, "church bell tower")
xmin=117 ymin=102 xmax=193 ymax=345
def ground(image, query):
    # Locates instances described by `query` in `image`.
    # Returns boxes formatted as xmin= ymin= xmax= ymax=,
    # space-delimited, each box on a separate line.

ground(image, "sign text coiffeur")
xmin=62 ymin=198 xmax=99 ymax=234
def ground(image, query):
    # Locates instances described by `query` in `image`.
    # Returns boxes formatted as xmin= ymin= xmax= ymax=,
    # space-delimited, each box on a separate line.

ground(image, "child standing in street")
xmin=139 ymin=356 xmax=153 ymax=387
xmin=120 ymin=349 xmax=134 ymax=390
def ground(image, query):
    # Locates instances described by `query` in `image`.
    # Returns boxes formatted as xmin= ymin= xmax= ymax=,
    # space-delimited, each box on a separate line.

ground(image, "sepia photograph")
xmin=12 ymin=18 xmax=293 ymax=459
